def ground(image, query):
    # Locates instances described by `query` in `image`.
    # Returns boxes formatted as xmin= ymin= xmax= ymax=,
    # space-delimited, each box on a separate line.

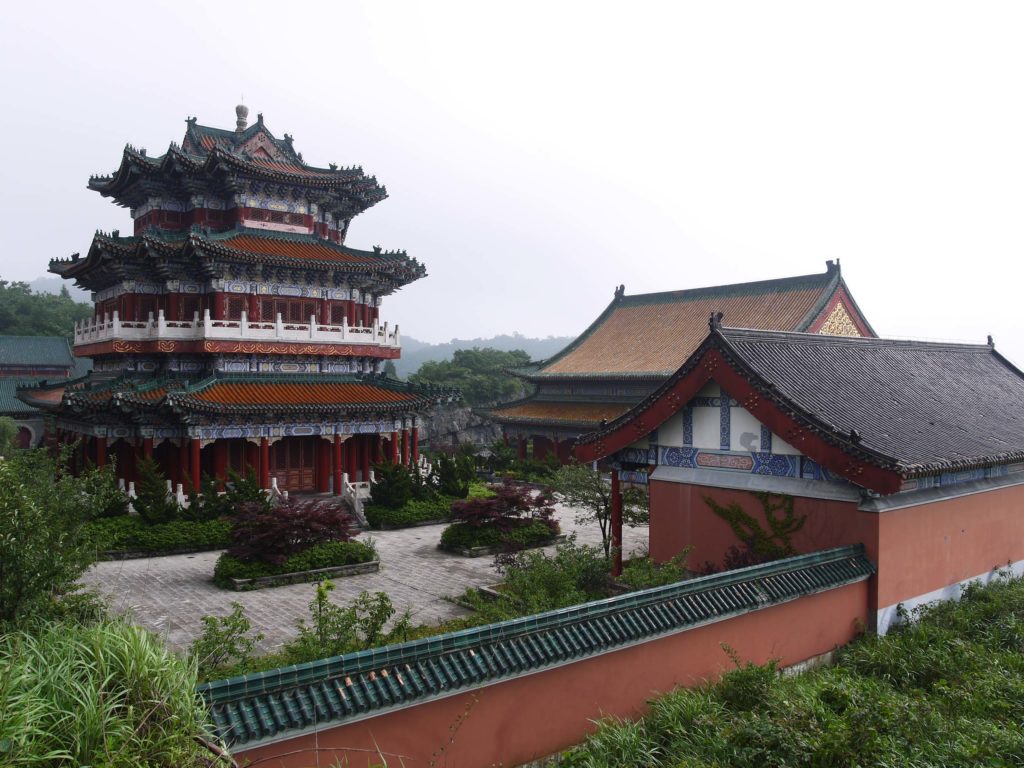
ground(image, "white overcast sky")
xmin=2 ymin=1 xmax=1023 ymax=363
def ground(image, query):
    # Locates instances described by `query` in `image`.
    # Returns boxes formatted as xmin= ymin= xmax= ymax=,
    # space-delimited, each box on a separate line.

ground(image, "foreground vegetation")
xmin=0 ymin=448 xmax=223 ymax=766
xmin=563 ymin=572 xmax=1024 ymax=767
xmin=0 ymin=621 xmax=218 ymax=767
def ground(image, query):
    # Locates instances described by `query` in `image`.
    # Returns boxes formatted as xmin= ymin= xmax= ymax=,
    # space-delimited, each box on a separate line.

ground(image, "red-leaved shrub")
xmin=450 ymin=479 xmax=558 ymax=534
xmin=226 ymin=498 xmax=355 ymax=566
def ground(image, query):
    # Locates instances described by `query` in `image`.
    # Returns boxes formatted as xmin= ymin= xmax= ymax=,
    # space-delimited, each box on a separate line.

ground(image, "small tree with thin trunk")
xmin=552 ymin=464 xmax=649 ymax=559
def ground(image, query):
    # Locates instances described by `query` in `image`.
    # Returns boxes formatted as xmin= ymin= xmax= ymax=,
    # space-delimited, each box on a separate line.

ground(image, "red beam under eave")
xmin=73 ymin=340 xmax=401 ymax=359
xmin=573 ymin=347 xmax=902 ymax=495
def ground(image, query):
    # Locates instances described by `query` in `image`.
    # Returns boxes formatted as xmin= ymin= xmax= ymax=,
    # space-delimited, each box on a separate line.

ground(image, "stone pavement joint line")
xmin=80 ymin=504 xmax=649 ymax=651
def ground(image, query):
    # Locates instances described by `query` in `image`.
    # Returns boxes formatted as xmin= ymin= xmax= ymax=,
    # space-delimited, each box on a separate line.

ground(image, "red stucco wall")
xmin=648 ymin=480 xmax=879 ymax=569
xmin=235 ymin=580 xmax=868 ymax=767
xmin=875 ymin=482 xmax=1024 ymax=610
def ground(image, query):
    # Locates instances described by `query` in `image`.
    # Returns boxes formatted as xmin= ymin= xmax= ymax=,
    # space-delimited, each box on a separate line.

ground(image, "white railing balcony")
xmin=74 ymin=309 xmax=401 ymax=350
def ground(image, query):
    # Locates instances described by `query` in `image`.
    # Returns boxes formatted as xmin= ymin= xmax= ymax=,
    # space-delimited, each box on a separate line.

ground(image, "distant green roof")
xmin=0 ymin=379 xmax=47 ymax=415
xmin=0 ymin=336 xmax=73 ymax=368
xmin=199 ymin=545 xmax=874 ymax=748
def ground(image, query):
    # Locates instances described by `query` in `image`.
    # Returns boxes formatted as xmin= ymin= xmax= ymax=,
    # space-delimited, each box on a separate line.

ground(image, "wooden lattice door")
xmin=270 ymin=438 xmax=316 ymax=492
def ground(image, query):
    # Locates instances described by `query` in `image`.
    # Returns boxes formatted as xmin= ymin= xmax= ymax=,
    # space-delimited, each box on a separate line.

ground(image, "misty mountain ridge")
xmin=27 ymin=277 xmax=91 ymax=302
xmin=395 ymin=333 xmax=573 ymax=377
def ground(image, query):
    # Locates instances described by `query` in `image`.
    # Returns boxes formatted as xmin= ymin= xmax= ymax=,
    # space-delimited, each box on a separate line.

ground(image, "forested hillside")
xmin=0 ymin=280 xmax=92 ymax=338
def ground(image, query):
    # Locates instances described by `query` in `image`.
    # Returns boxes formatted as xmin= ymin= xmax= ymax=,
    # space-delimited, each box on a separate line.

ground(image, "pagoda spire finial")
xmin=235 ymin=101 xmax=249 ymax=133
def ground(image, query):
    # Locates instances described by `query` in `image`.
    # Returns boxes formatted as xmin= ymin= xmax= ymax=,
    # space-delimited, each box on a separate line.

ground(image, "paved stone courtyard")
xmin=81 ymin=504 xmax=649 ymax=652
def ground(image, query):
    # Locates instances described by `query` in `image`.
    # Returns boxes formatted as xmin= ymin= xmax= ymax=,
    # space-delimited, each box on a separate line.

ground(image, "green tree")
xmin=0 ymin=449 xmax=113 ymax=625
xmin=0 ymin=280 xmax=92 ymax=339
xmin=381 ymin=360 xmax=399 ymax=378
xmin=552 ymin=464 xmax=649 ymax=559
xmin=0 ymin=416 xmax=19 ymax=454
xmin=133 ymin=456 xmax=181 ymax=524
xmin=409 ymin=347 xmax=531 ymax=405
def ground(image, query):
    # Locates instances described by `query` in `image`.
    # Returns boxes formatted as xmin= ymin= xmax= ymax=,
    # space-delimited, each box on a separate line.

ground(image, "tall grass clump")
xmin=0 ymin=620 xmax=218 ymax=767
xmin=563 ymin=571 xmax=1024 ymax=767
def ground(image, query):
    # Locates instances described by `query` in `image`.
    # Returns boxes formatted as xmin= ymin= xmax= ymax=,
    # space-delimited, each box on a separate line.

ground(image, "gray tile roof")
xmin=717 ymin=328 xmax=1024 ymax=475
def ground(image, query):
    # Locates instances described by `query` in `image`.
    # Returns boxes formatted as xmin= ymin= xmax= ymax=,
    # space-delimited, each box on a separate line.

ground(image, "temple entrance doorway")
xmin=270 ymin=437 xmax=316 ymax=492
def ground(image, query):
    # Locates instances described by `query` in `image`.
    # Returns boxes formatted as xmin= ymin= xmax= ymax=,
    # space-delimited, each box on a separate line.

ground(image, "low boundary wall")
xmin=202 ymin=545 xmax=873 ymax=767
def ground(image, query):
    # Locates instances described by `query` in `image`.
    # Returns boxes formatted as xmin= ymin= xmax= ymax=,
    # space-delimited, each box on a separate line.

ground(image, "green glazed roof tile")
xmin=200 ymin=545 xmax=874 ymax=747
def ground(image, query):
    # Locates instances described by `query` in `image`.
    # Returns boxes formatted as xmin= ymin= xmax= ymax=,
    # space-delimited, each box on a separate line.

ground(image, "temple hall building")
xmin=575 ymin=322 xmax=1024 ymax=632
xmin=0 ymin=335 xmax=90 ymax=448
xmin=490 ymin=261 xmax=873 ymax=463
xmin=19 ymin=105 xmax=451 ymax=494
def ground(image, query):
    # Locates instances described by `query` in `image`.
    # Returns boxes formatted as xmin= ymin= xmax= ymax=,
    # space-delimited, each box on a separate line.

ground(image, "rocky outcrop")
xmin=420 ymin=404 xmax=501 ymax=449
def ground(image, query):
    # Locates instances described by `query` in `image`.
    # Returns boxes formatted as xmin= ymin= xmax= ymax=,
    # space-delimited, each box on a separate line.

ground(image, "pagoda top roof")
xmin=578 ymin=325 xmax=1024 ymax=487
xmin=49 ymin=228 xmax=426 ymax=291
xmin=519 ymin=262 xmax=873 ymax=381
xmin=87 ymin=110 xmax=387 ymax=213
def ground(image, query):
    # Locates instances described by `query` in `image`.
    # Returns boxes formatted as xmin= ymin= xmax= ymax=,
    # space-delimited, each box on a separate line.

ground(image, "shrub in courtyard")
xmin=213 ymin=539 xmax=378 ymax=587
xmin=434 ymin=452 xmax=474 ymax=498
xmin=86 ymin=516 xmax=232 ymax=554
xmin=440 ymin=479 xmax=559 ymax=551
xmin=213 ymin=498 xmax=373 ymax=587
xmin=132 ymin=456 xmax=181 ymax=524
xmin=227 ymin=497 xmax=355 ymax=566
xmin=365 ymin=496 xmax=453 ymax=528
xmin=0 ymin=449 xmax=110 ymax=625
xmin=618 ymin=549 xmax=693 ymax=590
xmin=188 ymin=467 xmax=269 ymax=521
xmin=190 ymin=602 xmax=265 ymax=681
xmin=369 ymin=461 xmax=415 ymax=509
xmin=283 ymin=581 xmax=412 ymax=662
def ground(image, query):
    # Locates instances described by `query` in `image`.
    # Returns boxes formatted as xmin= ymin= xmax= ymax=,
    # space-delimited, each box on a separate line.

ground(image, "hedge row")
xmin=439 ymin=519 xmax=556 ymax=551
xmin=212 ymin=540 xmax=377 ymax=588
xmin=85 ymin=517 xmax=232 ymax=554
xmin=364 ymin=497 xmax=453 ymax=528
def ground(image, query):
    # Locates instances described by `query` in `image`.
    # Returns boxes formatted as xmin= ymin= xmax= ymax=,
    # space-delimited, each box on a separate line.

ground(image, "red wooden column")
xmin=212 ymin=292 xmax=226 ymax=320
xmin=179 ymin=439 xmax=190 ymax=486
xmin=95 ymin=436 xmax=107 ymax=468
xmin=247 ymin=294 xmax=260 ymax=321
xmin=319 ymin=298 xmax=330 ymax=325
xmin=213 ymin=440 xmax=228 ymax=488
xmin=610 ymin=468 xmax=623 ymax=577
xmin=245 ymin=441 xmax=259 ymax=479
xmin=332 ymin=435 xmax=343 ymax=495
xmin=390 ymin=431 xmax=400 ymax=464
xmin=401 ymin=429 xmax=410 ymax=466
xmin=361 ymin=436 xmax=371 ymax=482
xmin=518 ymin=437 xmax=527 ymax=460
xmin=347 ymin=299 xmax=356 ymax=327
xmin=317 ymin=439 xmax=330 ymax=493
xmin=142 ymin=437 xmax=154 ymax=460
xmin=411 ymin=426 xmax=419 ymax=464
xmin=346 ymin=436 xmax=358 ymax=481
xmin=190 ymin=438 xmax=201 ymax=493
xmin=259 ymin=437 xmax=270 ymax=490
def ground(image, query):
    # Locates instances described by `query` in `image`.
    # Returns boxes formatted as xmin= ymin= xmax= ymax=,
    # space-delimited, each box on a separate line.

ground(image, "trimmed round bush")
xmin=440 ymin=519 xmax=557 ymax=552
xmin=213 ymin=539 xmax=377 ymax=588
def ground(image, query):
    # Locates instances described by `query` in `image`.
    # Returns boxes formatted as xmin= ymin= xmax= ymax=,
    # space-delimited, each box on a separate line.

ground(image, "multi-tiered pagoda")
xmin=20 ymin=105 xmax=450 ymax=494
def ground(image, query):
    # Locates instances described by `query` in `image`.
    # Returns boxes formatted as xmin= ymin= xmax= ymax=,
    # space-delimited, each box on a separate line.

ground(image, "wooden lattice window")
xmin=225 ymin=296 xmax=247 ymax=321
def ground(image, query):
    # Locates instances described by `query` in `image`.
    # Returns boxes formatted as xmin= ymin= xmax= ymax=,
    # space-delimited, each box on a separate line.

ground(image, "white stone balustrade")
xmin=74 ymin=309 xmax=401 ymax=350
